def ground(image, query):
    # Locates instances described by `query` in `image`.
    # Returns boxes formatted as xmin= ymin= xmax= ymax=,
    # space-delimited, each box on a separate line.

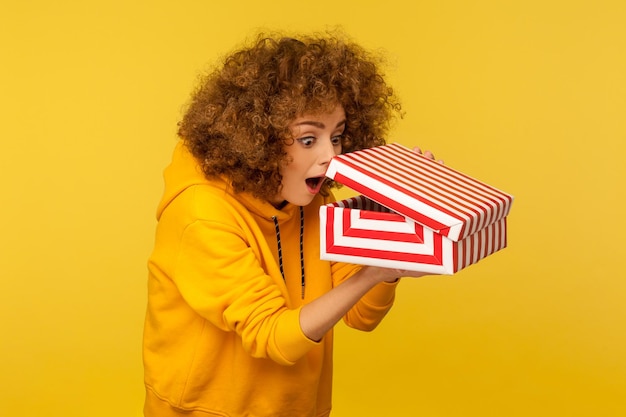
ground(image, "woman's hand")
xmin=413 ymin=146 xmax=444 ymax=165
xmin=360 ymin=265 xmax=433 ymax=284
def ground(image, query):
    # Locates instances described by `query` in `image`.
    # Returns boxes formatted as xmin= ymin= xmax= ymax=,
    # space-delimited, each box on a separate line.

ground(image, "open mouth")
xmin=305 ymin=176 xmax=325 ymax=194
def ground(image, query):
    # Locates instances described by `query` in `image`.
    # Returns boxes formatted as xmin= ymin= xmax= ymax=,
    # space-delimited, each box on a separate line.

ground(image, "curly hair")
xmin=178 ymin=31 xmax=402 ymax=200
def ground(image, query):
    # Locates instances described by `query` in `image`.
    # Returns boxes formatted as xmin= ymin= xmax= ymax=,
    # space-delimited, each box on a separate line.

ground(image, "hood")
xmin=156 ymin=141 xmax=299 ymax=222
xmin=156 ymin=141 xmax=209 ymax=220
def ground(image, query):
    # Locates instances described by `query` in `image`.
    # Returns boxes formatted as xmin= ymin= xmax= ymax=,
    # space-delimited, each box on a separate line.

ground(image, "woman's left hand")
xmin=413 ymin=146 xmax=444 ymax=165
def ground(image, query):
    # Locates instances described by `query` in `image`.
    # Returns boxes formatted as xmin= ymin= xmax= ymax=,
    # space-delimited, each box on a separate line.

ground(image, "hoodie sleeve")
xmin=174 ymin=218 xmax=318 ymax=366
xmin=331 ymin=261 xmax=399 ymax=331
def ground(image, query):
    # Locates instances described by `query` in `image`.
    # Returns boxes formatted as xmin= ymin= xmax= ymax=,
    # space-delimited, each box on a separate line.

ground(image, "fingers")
xmin=413 ymin=146 xmax=444 ymax=165
xmin=395 ymin=269 xmax=432 ymax=278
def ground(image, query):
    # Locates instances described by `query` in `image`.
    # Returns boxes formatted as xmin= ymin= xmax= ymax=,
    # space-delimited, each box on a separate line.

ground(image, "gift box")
xmin=319 ymin=143 xmax=514 ymax=274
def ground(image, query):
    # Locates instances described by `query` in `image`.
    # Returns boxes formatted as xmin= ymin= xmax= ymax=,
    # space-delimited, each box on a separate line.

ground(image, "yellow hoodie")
xmin=143 ymin=142 xmax=398 ymax=417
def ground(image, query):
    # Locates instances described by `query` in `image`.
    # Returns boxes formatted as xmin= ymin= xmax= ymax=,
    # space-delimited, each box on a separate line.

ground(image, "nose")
xmin=319 ymin=138 xmax=338 ymax=165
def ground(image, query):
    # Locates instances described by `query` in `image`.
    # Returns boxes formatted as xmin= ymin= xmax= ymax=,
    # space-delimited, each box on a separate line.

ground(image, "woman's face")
xmin=271 ymin=105 xmax=345 ymax=207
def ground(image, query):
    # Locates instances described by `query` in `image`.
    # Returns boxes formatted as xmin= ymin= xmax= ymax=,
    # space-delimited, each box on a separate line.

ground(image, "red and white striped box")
xmin=319 ymin=143 xmax=514 ymax=274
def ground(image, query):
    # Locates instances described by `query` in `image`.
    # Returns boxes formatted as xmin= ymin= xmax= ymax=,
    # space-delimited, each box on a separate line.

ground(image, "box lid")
xmin=325 ymin=143 xmax=514 ymax=242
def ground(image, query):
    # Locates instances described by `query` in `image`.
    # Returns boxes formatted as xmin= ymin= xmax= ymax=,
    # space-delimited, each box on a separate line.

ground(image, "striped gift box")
xmin=319 ymin=143 xmax=514 ymax=274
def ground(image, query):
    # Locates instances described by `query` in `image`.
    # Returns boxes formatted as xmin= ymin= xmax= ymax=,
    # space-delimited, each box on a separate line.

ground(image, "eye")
xmin=331 ymin=135 xmax=343 ymax=146
xmin=297 ymin=136 xmax=315 ymax=147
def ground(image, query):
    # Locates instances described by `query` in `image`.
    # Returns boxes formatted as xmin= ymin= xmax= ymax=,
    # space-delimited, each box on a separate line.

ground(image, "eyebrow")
xmin=294 ymin=119 xmax=346 ymax=129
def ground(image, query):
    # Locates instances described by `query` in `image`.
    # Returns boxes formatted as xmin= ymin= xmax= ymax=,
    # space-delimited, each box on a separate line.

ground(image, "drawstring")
xmin=272 ymin=214 xmax=286 ymax=282
xmin=272 ymin=206 xmax=305 ymax=299
xmin=298 ymin=206 xmax=305 ymax=299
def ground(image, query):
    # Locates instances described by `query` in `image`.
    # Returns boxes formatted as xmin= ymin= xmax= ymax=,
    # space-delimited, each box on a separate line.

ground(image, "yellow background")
xmin=1 ymin=1 xmax=625 ymax=416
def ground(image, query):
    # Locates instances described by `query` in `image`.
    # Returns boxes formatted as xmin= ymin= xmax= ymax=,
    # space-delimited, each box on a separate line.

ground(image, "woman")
xmin=143 ymin=32 xmax=435 ymax=417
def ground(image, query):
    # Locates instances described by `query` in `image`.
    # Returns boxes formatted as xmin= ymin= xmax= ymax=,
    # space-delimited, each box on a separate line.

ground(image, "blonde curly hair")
xmin=178 ymin=31 xmax=402 ymax=200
